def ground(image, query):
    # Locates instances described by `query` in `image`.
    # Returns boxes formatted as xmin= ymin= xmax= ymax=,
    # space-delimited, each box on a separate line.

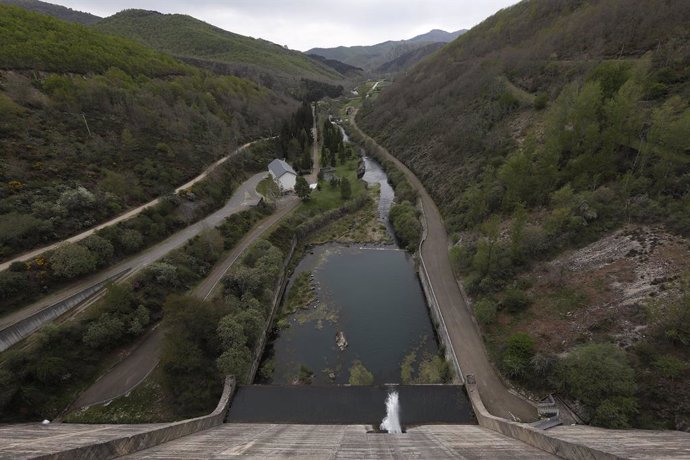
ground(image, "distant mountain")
xmin=306 ymin=54 xmax=363 ymax=78
xmin=96 ymin=10 xmax=344 ymax=86
xmin=307 ymin=28 xmax=465 ymax=72
xmin=408 ymin=29 xmax=467 ymax=43
xmin=0 ymin=0 xmax=100 ymax=25
xmin=375 ymin=42 xmax=446 ymax=74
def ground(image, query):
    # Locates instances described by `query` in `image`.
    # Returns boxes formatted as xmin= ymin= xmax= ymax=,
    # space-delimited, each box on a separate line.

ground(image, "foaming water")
xmin=380 ymin=391 xmax=402 ymax=434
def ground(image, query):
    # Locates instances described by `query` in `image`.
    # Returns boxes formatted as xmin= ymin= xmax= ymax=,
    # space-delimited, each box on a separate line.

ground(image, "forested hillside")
xmin=0 ymin=0 xmax=101 ymax=25
xmin=0 ymin=6 xmax=293 ymax=260
xmin=95 ymin=10 xmax=344 ymax=92
xmin=359 ymin=0 xmax=690 ymax=430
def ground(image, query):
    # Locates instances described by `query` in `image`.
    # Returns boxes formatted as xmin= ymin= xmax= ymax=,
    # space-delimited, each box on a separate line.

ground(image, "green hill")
xmin=0 ymin=5 xmax=293 ymax=260
xmin=0 ymin=0 xmax=101 ymax=25
xmin=359 ymin=0 xmax=690 ymax=430
xmin=0 ymin=5 xmax=185 ymax=76
xmin=95 ymin=10 xmax=343 ymax=85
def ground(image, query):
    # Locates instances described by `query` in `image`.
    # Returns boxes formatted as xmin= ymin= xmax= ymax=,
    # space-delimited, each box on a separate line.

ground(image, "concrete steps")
xmin=122 ymin=424 xmax=558 ymax=459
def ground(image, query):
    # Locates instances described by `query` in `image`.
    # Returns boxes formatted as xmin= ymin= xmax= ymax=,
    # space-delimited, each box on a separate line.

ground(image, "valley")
xmin=0 ymin=1 xmax=688 ymax=458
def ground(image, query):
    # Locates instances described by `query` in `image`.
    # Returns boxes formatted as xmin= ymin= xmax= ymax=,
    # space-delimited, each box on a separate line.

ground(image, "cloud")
xmin=55 ymin=0 xmax=520 ymax=50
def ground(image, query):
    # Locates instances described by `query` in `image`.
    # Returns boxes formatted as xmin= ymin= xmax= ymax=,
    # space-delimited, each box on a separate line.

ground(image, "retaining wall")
xmin=466 ymin=376 xmax=620 ymax=460
xmin=247 ymin=237 xmax=297 ymax=382
xmin=0 ymin=269 xmax=130 ymax=352
xmin=37 ymin=376 xmax=236 ymax=460
xmin=416 ymin=201 xmax=464 ymax=384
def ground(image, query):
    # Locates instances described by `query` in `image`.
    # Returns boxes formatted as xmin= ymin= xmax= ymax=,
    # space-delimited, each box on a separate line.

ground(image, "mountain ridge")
xmin=307 ymin=28 xmax=466 ymax=72
xmin=94 ymin=9 xmax=345 ymax=91
xmin=0 ymin=0 xmax=100 ymax=24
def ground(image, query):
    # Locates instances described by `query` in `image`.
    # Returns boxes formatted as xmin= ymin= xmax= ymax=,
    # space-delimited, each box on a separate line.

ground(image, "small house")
xmin=268 ymin=159 xmax=297 ymax=192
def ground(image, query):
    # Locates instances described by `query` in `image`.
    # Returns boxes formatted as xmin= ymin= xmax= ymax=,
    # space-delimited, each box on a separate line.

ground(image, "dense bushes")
xmin=344 ymin=124 xmax=422 ymax=252
xmin=159 ymin=239 xmax=284 ymax=417
xmin=0 ymin=12 xmax=292 ymax=260
xmin=0 ymin=203 xmax=273 ymax=421
xmin=389 ymin=201 xmax=421 ymax=252
xmin=0 ymin=6 xmax=186 ymax=76
xmin=0 ymin=143 xmax=277 ymax=311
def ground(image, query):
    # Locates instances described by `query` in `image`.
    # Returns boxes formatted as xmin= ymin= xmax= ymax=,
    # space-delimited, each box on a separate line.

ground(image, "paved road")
xmin=350 ymin=109 xmax=537 ymax=422
xmin=69 ymin=196 xmax=300 ymax=411
xmin=0 ymin=173 xmax=266 ymax=331
xmin=0 ymin=140 xmax=268 ymax=272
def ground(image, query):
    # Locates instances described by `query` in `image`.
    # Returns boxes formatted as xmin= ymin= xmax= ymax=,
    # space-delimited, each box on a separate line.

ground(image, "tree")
xmin=474 ymin=298 xmax=497 ymax=325
xmin=295 ymin=176 xmax=311 ymax=200
xmin=80 ymin=234 xmax=114 ymax=266
xmin=118 ymin=228 xmax=144 ymax=253
xmin=501 ymin=332 xmax=535 ymax=380
xmin=217 ymin=345 xmax=251 ymax=380
xmin=49 ymin=243 xmax=97 ymax=279
xmin=82 ymin=314 xmax=125 ymax=349
xmin=560 ymin=343 xmax=636 ymax=425
xmin=217 ymin=316 xmax=246 ymax=349
xmin=340 ymin=177 xmax=352 ymax=200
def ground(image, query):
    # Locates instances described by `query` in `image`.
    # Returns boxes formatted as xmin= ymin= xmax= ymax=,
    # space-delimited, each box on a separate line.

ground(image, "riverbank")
xmin=347 ymin=106 xmax=538 ymax=422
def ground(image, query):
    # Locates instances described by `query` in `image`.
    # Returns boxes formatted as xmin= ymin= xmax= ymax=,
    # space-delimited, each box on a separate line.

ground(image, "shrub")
xmin=49 ymin=243 xmax=97 ymax=279
xmin=560 ymin=343 xmax=636 ymax=426
xmin=348 ymin=360 xmax=374 ymax=385
xmin=389 ymin=201 xmax=421 ymax=252
xmin=501 ymin=332 xmax=535 ymax=380
xmin=502 ymin=286 xmax=531 ymax=313
xmin=80 ymin=235 xmax=114 ymax=266
xmin=534 ymin=92 xmax=549 ymax=110
xmin=474 ymin=298 xmax=497 ymax=325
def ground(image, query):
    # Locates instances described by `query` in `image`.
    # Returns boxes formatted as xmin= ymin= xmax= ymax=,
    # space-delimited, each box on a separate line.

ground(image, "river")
xmin=257 ymin=124 xmax=445 ymax=386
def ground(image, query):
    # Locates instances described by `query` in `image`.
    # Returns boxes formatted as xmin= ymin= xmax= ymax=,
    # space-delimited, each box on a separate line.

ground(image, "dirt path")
xmin=350 ymin=109 xmax=537 ymax=422
xmin=70 ymin=196 xmax=300 ymax=410
xmin=0 ymin=173 xmax=266 ymax=332
xmin=0 ymin=139 xmax=270 ymax=272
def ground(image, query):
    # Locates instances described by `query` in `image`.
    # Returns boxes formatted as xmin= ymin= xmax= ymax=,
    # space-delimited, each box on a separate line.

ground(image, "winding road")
xmin=350 ymin=108 xmax=537 ymax=422
xmin=70 ymin=195 xmax=300 ymax=411
xmin=0 ymin=173 xmax=267 ymax=338
xmin=0 ymin=140 xmax=269 ymax=273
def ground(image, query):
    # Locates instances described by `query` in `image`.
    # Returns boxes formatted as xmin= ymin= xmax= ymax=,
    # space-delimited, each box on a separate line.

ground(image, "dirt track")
xmin=70 ymin=196 xmax=299 ymax=411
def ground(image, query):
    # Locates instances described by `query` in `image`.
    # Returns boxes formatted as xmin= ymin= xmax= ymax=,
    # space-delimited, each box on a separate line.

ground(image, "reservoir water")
xmin=257 ymin=125 xmax=441 ymax=386
xmin=257 ymin=244 xmax=439 ymax=384
xmin=234 ymin=123 xmax=475 ymax=426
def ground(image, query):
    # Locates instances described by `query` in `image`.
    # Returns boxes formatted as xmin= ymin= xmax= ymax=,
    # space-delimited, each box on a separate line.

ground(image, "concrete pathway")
xmin=350 ymin=110 xmax=537 ymax=422
xmin=122 ymin=424 xmax=557 ymax=459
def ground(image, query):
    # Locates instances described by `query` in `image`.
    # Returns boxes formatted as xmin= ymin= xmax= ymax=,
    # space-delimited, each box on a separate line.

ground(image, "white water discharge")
xmin=380 ymin=391 xmax=402 ymax=433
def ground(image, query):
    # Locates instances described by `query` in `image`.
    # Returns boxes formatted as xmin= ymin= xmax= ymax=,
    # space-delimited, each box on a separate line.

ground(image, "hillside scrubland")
xmin=359 ymin=0 xmax=690 ymax=430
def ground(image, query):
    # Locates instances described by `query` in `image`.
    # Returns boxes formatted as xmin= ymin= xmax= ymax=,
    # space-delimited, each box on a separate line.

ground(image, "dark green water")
xmin=258 ymin=244 xmax=440 ymax=385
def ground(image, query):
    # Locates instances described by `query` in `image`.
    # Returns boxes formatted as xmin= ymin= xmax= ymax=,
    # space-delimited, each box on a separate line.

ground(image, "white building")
xmin=268 ymin=159 xmax=297 ymax=192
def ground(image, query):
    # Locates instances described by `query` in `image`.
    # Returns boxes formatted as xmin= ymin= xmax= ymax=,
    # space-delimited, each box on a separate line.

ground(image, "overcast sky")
xmin=52 ymin=0 xmax=520 ymax=51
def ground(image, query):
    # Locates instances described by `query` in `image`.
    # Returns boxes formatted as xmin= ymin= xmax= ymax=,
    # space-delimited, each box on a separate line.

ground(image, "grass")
xmin=301 ymin=158 xmax=366 ymax=212
xmin=283 ymin=271 xmax=316 ymax=315
xmin=308 ymin=189 xmax=391 ymax=245
xmin=63 ymin=367 xmax=177 ymax=424
xmin=257 ymin=176 xmax=280 ymax=201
